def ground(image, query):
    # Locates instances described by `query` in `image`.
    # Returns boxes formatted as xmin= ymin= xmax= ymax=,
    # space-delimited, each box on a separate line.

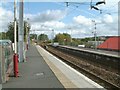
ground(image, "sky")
xmin=0 ymin=0 xmax=120 ymax=38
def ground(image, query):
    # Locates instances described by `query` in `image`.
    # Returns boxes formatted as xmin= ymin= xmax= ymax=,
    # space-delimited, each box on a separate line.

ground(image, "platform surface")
xmin=2 ymin=45 xmax=64 ymax=88
xmin=58 ymin=45 xmax=119 ymax=58
xmin=2 ymin=45 xmax=104 ymax=89
xmin=36 ymin=45 xmax=104 ymax=89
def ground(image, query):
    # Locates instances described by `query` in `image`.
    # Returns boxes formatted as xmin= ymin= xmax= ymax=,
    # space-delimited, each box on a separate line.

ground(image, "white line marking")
xmin=36 ymin=45 xmax=104 ymax=89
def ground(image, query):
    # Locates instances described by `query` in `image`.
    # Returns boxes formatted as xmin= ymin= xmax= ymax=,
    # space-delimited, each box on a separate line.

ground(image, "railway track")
xmin=57 ymin=45 xmax=120 ymax=73
xmin=44 ymin=45 xmax=120 ymax=89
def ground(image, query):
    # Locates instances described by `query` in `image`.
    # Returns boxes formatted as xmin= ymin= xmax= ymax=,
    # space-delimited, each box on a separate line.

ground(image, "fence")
xmin=0 ymin=44 xmax=13 ymax=83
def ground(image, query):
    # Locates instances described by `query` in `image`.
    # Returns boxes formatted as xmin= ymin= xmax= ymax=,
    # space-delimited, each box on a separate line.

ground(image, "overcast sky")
xmin=0 ymin=0 xmax=119 ymax=38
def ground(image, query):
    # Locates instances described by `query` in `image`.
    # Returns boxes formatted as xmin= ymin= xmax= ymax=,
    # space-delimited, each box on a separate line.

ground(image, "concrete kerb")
xmin=36 ymin=45 xmax=104 ymax=89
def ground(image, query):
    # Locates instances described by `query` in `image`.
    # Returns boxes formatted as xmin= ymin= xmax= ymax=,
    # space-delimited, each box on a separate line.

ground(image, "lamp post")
xmin=67 ymin=27 xmax=72 ymax=42
xmin=52 ymin=29 xmax=54 ymax=45
xmin=92 ymin=20 xmax=97 ymax=49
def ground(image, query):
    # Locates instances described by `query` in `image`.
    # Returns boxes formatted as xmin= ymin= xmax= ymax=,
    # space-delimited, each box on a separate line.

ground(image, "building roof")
xmin=97 ymin=36 xmax=120 ymax=50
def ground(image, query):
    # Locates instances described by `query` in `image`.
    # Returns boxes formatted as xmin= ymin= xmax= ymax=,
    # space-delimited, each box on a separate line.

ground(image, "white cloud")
xmin=26 ymin=9 xmax=67 ymax=23
xmin=1 ymin=1 xmax=119 ymax=38
xmin=73 ymin=15 xmax=91 ymax=26
xmin=0 ymin=7 xmax=13 ymax=32
xmin=25 ymin=9 xmax=68 ymax=37
xmin=25 ymin=9 xmax=67 ymax=35
xmin=30 ymin=21 xmax=65 ymax=32
xmin=71 ymin=11 xmax=118 ymax=38
xmin=44 ymin=21 xmax=65 ymax=29
xmin=102 ymin=14 xmax=113 ymax=23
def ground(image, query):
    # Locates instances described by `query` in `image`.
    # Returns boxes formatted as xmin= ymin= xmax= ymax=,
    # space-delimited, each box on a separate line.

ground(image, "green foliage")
xmin=0 ymin=32 xmax=7 ymax=39
xmin=30 ymin=34 xmax=37 ymax=40
xmin=38 ymin=34 xmax=49 ymax=42
xmin=54 ymin=33 xmax=71 ymax=45
xmin=81 ymin=38 xmax=91 ymax=42
xmin=6 ymin=22 xmax=18 ymax=42
xmin=71 ymin=38 xmax=82 ymax=46
xmin=6 ymin=21 xmax=30 ymax=43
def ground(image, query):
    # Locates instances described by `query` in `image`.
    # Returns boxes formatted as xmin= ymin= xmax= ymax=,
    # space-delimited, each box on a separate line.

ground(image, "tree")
xmin=38 ymin=34 xmax=49 ymax=42
xmin=54 ymin=33 xmax=71 ymax=45
xmin=71 ymin=38 xmax=82 ymax=46
xmin=54 ymin=33 xmax=64 ymax=44
xmin=6 ymin=22 xmax=18 ymax=42
xmin=63 ymin=33 xmax=71 ymax=45
xmin=30 ymin=34 xmax=37 ymax=40
xmin=0 ymin=32 xmax=7 ymax=39
xmin=6 ymin=21 xmax=30 ymax=43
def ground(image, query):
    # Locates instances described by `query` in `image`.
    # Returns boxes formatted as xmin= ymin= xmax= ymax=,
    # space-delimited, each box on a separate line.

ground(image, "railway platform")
xmin=2 ymin=45 xmax=64 ymax=88
xmin=2 ymin=45 xmax=104 ymax=89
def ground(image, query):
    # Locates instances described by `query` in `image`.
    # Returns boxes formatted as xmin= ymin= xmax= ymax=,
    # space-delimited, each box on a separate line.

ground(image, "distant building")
xmin=87 ymin=41 xmax=104 ymax=48
xmin=88 ymin=41 xmax=104 ymax=45
xmin=99 ymin=36 xmax=106 ymax=40
xmin=97 ymin=36 xmax=120 ymax=51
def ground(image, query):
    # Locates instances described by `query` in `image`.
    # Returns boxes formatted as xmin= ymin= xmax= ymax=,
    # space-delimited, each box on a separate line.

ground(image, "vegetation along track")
xmin=44 ymin=45 xmax=120 ymax=89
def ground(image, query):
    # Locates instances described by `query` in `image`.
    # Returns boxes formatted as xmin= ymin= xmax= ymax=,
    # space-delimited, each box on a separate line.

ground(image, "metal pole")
xmin=52 ymin=29 xmax=54 ymax=45
xmin=14 ymin=0 xmax=17 ymax=54
xmin=18 ymin=0 xmax=24 ymax=62
xmin=95 ymin=23 xmax=97 ymax=49
xmin=25 ymin=22 xmax=28 ymax=50
xmin=71 ymin=29 xmax=72 ymax=43
xmin=28 ymin=28 xmax=30 ymax=48
xmin=37 ymin=34 xmax=39 ymax=43
xmin=27 ymin=18 xmax=30 ymax=49
xmin=92 ymin=20 xmax=97 ymax=49
xmin=13 ymin=0 xmax=19 ymax=77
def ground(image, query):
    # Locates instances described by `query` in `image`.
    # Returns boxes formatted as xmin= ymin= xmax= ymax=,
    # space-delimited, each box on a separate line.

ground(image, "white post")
xmin=14 ymin=0 xmax=17 ymax=54
xmin=13 ymin=0 xmax=19 ymax=77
